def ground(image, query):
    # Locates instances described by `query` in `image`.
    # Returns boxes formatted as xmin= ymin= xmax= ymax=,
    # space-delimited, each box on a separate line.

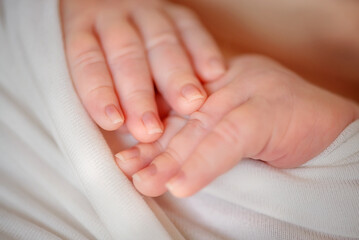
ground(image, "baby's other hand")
xmin=115 ymin=55 xmax=359 ymax=197
xmin=61 ymin=0 xmax=225 ymax=142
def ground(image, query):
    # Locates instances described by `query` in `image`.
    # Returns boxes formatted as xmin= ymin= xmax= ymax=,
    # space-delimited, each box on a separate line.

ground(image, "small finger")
xmin=66 ymin=29 xmax=124 ymax=131
xmin=96 ymin=10 xmax=162 ymax=142
xmin=165 ymin=4 xmax=225 ymax=81
xmin=131 ymin=7 xmax=206 ymax=115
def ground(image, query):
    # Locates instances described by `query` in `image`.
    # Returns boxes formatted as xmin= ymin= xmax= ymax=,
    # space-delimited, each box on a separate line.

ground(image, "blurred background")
xmin=172 ymin=0 xmax=359 ymax=102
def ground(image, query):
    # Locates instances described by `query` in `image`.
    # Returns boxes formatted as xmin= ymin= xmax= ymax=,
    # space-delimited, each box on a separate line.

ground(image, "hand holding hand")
xmin=115 ymin=55 xmax=359 ymax=197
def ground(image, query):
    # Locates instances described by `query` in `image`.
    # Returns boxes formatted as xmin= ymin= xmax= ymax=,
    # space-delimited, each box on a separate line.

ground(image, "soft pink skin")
xmin=61 ymin=0 xmax=225 ymax=142
xmin=116 ymin=55 xmax=359 ymax=198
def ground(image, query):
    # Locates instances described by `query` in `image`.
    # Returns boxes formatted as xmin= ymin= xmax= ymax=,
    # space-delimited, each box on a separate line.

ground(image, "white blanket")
xmin=1 ymin=1 xmax=358 ymax=239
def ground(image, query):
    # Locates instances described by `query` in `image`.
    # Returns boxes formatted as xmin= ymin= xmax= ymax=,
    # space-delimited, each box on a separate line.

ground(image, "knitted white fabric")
xmin=0 ymin=1 xmax=180 ymax=239
xmin=0 ymin=1 xmax=358 ymax=239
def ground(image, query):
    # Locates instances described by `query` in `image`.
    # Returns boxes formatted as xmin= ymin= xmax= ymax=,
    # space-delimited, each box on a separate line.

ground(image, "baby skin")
xmin=115 ymin=55 xmax=359 ymax=197
xmin=61 ymin=0 xmax=225 ymax=143
xmin=62 ymin=1 xmax=359 ymax=198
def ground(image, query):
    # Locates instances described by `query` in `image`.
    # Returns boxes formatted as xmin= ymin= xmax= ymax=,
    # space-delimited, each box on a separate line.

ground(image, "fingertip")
xmin=85 ymin=99 xmax=124 ymax=131
xmin=115 ymin=138 xmax=165 ymax=177
xmin=131 ymin=151 xmax=183 ymax=197
xmin=115 ymin=147 xmax=141 ymax=177
xmin=105 ymin=104 xmax=124 ymax=124
xmin=141 ymin=111 xmax=163 ymax=135
xmin=161 ymin=74 xmax=207 ymax=115
xmin=181 ymin=83 xmax=205 ymax=102
xmin=132 ymin=164 xmax=167 ymax=197
xmin=166 ymin=171 xmax=193 ymax=198
xmin=115 ymin=147 xmax=140 ymax=164
xmin=127 ymin=111 xmax=164 ymax=143
xmin=130 ymin=129 xmax=163 ymax=144
xmin=201 ymin=58 xmax=226 ymax=82
xmin=175 ymin=84 xmax=207 ymax=115
xmin=97 ymin=104 xmax=124 ymax=131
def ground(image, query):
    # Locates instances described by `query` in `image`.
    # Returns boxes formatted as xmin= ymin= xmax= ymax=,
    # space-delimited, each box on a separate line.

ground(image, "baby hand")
xmin=61 ymin=0 xmax=225 ymax=142
xmin=115 ymin=55 xmax=359 ymax=197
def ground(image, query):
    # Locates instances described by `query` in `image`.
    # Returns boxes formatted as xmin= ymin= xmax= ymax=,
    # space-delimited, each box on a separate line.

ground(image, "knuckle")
xmin=146 ymin=30 xmax=178 ymax=52
xmin=66 ymin=33 xmax=88 ymax=51
xmin=154 ymin=140 xmax=165 ymax=153
xmin=85 ymin=85 xmax=113 ymax=100
xmin=189 ymin=111 xmax=214 ymax=130
xmin=123 ymin=89 xmax=153 ymax=105
xmin=108 ymin=42 xmax=144 ymax=67
xmin=213 ymin=117 xmax=241 ymax=144
xmin=72 ymin=49 xmax=105 ymax=70
xmin=185 ymin=112 xmax=214 ymax=138
xmin=164 ymin=147 xmax=184 ymax=165
xmin=187 ymin=118 xmax=207 ymax=132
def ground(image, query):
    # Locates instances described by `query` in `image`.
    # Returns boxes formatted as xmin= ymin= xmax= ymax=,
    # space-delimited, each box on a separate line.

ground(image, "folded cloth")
xmin=0 ymin=0 xmax=358 ymax=239
xmin=0 ymin=1 xmax=181 ymax=239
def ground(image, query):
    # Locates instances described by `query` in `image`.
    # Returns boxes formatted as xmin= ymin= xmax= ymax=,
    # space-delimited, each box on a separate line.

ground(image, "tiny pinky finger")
xmin=165 ymin=3 xmax=226 ymax=82
xmin=66 ymin=30 xmax=124 ymax=131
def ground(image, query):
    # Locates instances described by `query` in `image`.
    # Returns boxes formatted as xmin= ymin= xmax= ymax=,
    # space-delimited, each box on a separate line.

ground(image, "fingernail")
xmin=208 ymin=58 xmax=225 ymax=79
xmin=105 ymin=104 xmax=124 ymax=124
xmin=115 ymin=147 xmax=139 ymax=163
xmin=132 ymin=164 xmax=157 ymax=182
xmin=166 ymin=171 xmax=186 ymax=193
xmin=142 ymin=111 xmax=163 ymax=135
xmin=181 ymin=84 xmax=204 ymax=102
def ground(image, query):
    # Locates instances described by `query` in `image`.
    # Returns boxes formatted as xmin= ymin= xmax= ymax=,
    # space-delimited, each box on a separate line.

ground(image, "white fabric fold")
xmin=0 ymin=1 xmax=181 ymax=239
